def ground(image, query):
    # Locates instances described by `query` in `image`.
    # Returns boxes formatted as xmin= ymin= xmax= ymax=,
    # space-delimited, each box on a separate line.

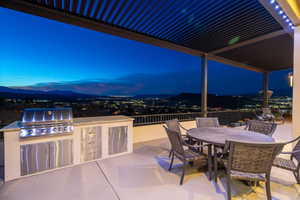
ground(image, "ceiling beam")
xmin=0 ymin=0 xmax=266 ymax=73
xmin=207 ymin=55 xmax=267 ymax=73
xmin=209 ymin=30 xmax=287 ymax=55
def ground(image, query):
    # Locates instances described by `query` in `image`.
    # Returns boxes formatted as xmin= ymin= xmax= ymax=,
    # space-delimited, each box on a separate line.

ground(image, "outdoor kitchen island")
xmin=1 ymin=114 xmax=134 ymax=182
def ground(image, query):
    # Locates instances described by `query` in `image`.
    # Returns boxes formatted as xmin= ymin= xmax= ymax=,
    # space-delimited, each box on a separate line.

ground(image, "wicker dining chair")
xmin=256 ymin=107 xmax=275 ymax=122
xmin=195 ymin=117 xmax=220 ymax=153
xmin=195 ymin=117 xmax=220 ymax=128
xmin=220 ymin=140 xmax=284 ymax=200
xmin=245 ymin=120 xmax=277 ymax=136
xmin=273 ymin=136 xmax=300 ymax=184
xmin=163 ymin=126 xmax=207 ymax=185
xmin=165 ymin=119 xmax=197 ymax=157
xmin=165 ymin=119 xmax=186 ymax=134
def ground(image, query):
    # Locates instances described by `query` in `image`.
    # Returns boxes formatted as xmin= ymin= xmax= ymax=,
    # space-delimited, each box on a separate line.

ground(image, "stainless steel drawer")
xmin=20 ymin=139 xmax=73 ymax=176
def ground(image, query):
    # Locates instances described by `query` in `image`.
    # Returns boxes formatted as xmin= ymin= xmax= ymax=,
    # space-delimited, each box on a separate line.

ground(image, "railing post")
xmin=201 ymin=54 xmax=208 ymax=117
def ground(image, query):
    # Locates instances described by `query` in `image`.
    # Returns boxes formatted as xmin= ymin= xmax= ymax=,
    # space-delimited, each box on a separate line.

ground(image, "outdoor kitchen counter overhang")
xmin=1 ymin=115 xmax=134 ymax=131
xmin=0 ymin=115 xmax=134 ymax=182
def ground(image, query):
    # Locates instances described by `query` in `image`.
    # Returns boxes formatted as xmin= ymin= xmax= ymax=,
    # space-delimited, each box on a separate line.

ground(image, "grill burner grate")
xmin=20 ymin=108 xmax=73 ymax=138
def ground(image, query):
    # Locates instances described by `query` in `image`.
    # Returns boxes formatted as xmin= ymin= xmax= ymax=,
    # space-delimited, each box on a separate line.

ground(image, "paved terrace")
xmin=0 ymin=124 xmax=299 ymax=200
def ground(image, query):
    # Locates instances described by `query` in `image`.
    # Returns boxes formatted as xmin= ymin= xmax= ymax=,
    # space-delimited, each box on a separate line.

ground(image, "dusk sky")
xmin=0 ymin=7 xmax=292 ymax=96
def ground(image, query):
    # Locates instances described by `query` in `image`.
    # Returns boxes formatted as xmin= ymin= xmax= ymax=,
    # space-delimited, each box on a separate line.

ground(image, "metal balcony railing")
xmin=132 ymin=110 xmax=256 ymax=126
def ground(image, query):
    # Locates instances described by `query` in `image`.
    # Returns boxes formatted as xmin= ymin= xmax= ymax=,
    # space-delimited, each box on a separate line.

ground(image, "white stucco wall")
xmin=0 ymin=139 xmax=3 ymax=166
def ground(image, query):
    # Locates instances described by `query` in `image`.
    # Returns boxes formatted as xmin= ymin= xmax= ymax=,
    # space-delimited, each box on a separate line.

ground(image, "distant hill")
xmin=134 ymin=94 xmax=175 ymax=99
xmin=169 ymin=93 xmax=256 ymax=109
xmin=0 ymin=86 xmax=99 ymax=100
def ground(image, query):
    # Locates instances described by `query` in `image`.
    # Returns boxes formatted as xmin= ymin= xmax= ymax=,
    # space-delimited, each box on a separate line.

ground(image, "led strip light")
xmin=270 ymin=0 xmax=295 ymax=30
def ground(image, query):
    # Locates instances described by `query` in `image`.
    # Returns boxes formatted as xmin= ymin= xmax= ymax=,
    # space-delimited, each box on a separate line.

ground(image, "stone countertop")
xmin=0 ymin=115 xmax=134 ymax=132
xmin=73 ymin=115 xmax=134 ymax=126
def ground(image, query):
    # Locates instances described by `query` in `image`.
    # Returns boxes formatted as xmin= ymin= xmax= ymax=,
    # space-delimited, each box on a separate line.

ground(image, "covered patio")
xmin=0 ymin=124 xmax=299 ymax=200
xmin=0 ymin=0 xmax=297 ymax=124
xmin=1 ymin=0 xmax=300 ymax=199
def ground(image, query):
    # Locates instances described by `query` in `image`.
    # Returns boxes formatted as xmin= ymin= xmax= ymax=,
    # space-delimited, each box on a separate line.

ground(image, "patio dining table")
xmin=187 ymin=127 xmax=275 ymax=181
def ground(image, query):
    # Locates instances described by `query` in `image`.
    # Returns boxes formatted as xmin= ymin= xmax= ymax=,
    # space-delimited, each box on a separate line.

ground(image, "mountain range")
xmin=0 ymin=85 xmax=292 ymax=100
xmin=0 ymin=86 xmax=98 ymax=99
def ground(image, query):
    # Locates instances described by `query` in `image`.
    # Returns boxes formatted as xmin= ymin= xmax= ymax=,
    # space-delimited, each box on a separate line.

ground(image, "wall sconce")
xmin=288 ymin=72 xmax=293 ymax=87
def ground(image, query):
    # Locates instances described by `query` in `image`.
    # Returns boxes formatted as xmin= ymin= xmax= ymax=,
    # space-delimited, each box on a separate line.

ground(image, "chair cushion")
xmin=273 ymin=157 xmax=297 ymax=171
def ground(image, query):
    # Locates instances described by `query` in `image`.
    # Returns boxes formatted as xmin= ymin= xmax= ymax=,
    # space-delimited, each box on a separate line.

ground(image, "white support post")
xmin=263 ymin=72 xmax=270 ymax=108
xmin=293 ymin=26 xmax=300 ymax=139
xmin=201 ymin=54 xmax=208 ymax=117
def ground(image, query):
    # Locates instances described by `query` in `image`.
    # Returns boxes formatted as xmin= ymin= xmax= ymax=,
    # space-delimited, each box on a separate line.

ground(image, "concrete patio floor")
xmin=1 ymin=124 xmax=300 ymax=200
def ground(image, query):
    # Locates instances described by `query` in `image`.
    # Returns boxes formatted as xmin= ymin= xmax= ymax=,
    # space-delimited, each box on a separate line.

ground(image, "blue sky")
xmin=0 ymin=7 xmax=291 ymax=95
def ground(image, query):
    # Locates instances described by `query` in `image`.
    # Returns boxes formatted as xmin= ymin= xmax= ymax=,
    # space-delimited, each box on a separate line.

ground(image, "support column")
xmin=201 ymin=54 xmax=208 ymax=117
xmin=293 ymin=26 xmax=300 ymax=139
xmin=263 ymin=72 xmax=269 ymax=108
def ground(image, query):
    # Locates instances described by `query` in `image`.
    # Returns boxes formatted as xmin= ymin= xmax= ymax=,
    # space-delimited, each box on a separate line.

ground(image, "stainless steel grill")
xmin=20 ymin=108 xmax=73 ymax=138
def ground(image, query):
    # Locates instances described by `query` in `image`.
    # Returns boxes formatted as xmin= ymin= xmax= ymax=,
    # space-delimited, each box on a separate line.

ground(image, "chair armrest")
xmin=181 ymin=135 xmax=189 ymax=138
xmin=179 ymin=123 xmax=189 ymax=131
xmin=280 ymin=149 xmax=300 ymax=154
xmin=223 ymin=141 xmax=230 ymax=153
xmin=182 ymin=141 xmax=209 ymax=149
xmin=284 ymin=136 xmax=300 ymax=145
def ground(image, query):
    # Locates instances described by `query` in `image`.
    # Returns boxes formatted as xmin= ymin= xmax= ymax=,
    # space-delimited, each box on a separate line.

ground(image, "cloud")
xmin=13 ymin=71 xmax=200 ymax=96
xmin=12 ymin=69 xmax=290 ymax=96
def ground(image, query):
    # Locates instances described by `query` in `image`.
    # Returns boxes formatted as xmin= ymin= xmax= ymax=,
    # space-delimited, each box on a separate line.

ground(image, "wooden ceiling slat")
xmin=98 ymin=0 xmax=110 ymax=21
xmin=162 ymin=1 xmax=245 ymax=41
xmin=92 ymin=0 xmax=103 ymax=19
xmin=131 ymin=0 xmax=172 ymax=32
xmin=105 ymin=0 xmax=121 ymax=22
xmin=175 ymin=2 xmax=257 ymax=42
xmin=139 ymin=0 xmax=182 ymax=34
xmin=179 ymin=5 xmax=273 ymax=43
xmin=86 ymin=0 xmax=95 ymax=17
xmin=145 ymin=0 xmax=193 ymax=36
xmin=126 ymin=0 xmax=151 ymax=29
xmin=153 ymin=1 xmax=222 ymax=38
xmin=57 ymin=0 xmax=62 ymax=9
xmin=115 ymin=0 xmax=135 ymax=25
xmin=64 ymin=0 xmax=70 ymax=11
xmin=181 ymin=19 xmax=277 ymax=49
xmin=149 ymin=1 xmax=209 ymax=38
xmin=48 ymin=0 xmax=54 ymax=8
xmin=79 ymin=0 xmax=86 ymax=16
xmin=118 ymin=0 xmax=144 ymax=26
xmin=40 ymin=0 xmax=46 ymax=5
xmin=111 ymin=0 xmax=128 ymax=24
xmin=71 ymin=0 xmax=78 ymax=13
